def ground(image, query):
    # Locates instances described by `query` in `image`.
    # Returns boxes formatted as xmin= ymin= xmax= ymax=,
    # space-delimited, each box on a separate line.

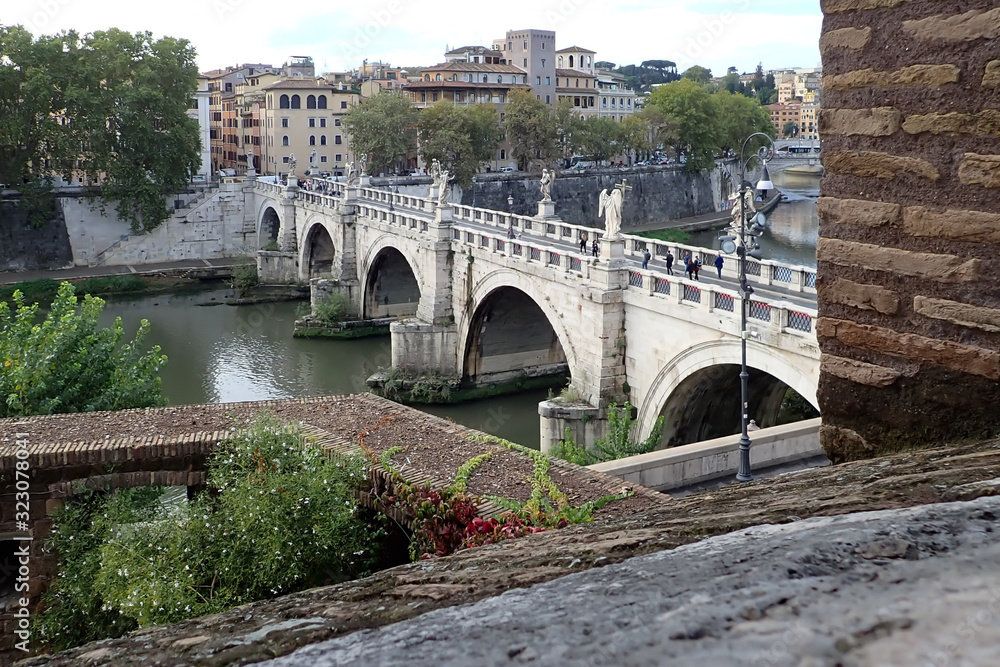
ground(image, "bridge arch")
xmin=361 ymin=237 xmax=422 ymax=319
xmin=258 ymin=203 xmax=281 ymax=248
xmin=458 ymin=269 xmax=576 ymax=387
xmin=637 ymin=339 xmax=819 ymax=447
xmin=299 ymin=219 xmax=336 ymax=279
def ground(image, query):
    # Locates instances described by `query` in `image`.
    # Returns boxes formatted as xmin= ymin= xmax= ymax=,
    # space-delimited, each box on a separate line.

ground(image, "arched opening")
xmin=364 ymin=248 xmax=420 ymax=319
xmin=569 ymin=55 xmax=575 ymax=68
xmin=304 ymin=224 xmax=335 ymax=278
xmin=290 ymin=94 xmax=301 ymax=108
xmin=657 ymin=365 xmax=818 ymax=447
xmin=463 ymin=287 xmax=568 ymax=387
xmin=279 ymin=94 xmax=290 ymax=109
xmin=306 ymin=94 xmax=317 ymax=109
xmin=260 ymin=207 xmax=280 ymax=247
xmin=317 ymin=95 xmax=327 ymax=109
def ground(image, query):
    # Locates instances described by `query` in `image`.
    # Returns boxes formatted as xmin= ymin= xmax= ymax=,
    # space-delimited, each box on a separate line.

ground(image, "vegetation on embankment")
xmin=37 ymin=416 xmax=387 ymax=652
xmin=633 ymin=229 xmax=690 ymax=244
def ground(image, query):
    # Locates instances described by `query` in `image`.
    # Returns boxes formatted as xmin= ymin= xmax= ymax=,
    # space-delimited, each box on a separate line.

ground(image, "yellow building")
xmin=261 ymin=79 xmax=359 ymax=178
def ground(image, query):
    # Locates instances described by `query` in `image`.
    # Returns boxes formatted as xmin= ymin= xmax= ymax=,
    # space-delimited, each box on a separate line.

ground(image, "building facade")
xmin=492 ymin=29 xmax=557 ymax=104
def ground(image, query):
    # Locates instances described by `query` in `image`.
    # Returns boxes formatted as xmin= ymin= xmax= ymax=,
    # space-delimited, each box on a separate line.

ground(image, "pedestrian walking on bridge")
xmin=642 ymin=249 xmax=651 ymax=269
xmin=714 ymin=255 xmax=724 ymax=278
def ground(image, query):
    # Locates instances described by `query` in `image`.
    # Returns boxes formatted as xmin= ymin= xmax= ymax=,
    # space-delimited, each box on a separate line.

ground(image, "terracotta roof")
xmin=404 ymin=81 xmax=529 ymax=90
xmin=422 ymin=61 xmax=526 ymax=74
xmin=555 ymin=46 xmax=597 ymax=54
xmin=556 ymin=68 xmax=595 ymax=78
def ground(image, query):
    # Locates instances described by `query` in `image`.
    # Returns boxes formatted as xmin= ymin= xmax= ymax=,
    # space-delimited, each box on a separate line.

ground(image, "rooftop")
xmin=555 ymin=45 xmax=597 ymax=54
xmin=423 ymin=61 xmax=526 ymax=74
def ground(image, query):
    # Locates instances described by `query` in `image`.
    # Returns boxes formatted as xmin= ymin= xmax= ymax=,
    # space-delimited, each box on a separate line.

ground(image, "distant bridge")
xmin=251 ymin=175 xmax=819 ymax=448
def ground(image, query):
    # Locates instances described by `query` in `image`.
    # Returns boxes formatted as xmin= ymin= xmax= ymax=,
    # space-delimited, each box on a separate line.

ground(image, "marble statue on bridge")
xmin=598 ymin=179 xmax=632 ymax=240
xmin=437 ymin=169 xmax=451 ymax=206
xmin=359 ymin=153 xmax=368 ymax=177
xmin=246 ymin=148 xmax=255 ymax=175
xmin=287 ymin=154 xmax=297 ymax=181
xmin=540 ymin=168 xmax=555 ymax=202
xmin=345 ymin=161 xmax=358 ymax=186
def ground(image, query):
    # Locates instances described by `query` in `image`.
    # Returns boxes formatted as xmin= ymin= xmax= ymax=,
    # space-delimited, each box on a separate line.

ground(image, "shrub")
xmin=550 ymin=402 xmax=665 ymax=465
xmin=0 ymin=282 xmax=167 ymax=417
xmin=314 ymin=291 xmax=354 ymax=324
xmin=261 ymin=239 xmax=281 ymax=251
xmin=231 ymin=256 xmax=259 ymax=297
xmin=38 ymin=416 xmax=385 ymax=647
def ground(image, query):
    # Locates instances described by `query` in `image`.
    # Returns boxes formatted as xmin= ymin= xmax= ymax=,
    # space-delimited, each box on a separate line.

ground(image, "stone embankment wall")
xmin=817 ymin=0 xmax=1000 ymax=461
xmin=0 ymin=200 xmax=72 ymax=272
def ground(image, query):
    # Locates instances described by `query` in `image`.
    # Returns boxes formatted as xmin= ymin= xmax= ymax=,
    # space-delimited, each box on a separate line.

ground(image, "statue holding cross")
xmin=598 ymin=179 xmax=632 ymax=240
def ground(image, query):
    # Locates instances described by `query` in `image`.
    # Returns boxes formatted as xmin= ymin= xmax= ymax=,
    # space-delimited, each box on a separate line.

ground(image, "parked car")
xmin=499 ymin=166 xmax=516 ymax=173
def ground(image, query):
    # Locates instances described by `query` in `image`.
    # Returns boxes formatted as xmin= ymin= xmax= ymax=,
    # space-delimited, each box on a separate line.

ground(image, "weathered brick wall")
xmin=818 ymin=0 xmax=1000 ymax=461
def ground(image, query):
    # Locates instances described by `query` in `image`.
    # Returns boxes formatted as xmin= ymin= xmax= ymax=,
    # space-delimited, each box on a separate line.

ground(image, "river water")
xmin=98 ymin=292 xmax=550 ymax=448
xmin=687 ymin=171 xmax=820 ymax=268
xmin=97 ymin=172 xmax=819 ymax=451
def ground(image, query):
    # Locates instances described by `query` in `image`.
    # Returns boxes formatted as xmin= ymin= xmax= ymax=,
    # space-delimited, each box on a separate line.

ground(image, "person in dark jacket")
xmin=714 ymin=255 xmax=724 ymax=278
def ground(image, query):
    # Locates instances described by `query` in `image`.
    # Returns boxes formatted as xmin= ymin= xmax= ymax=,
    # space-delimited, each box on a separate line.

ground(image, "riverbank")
xmin=627 ymin=190 xmax=784 ymax=235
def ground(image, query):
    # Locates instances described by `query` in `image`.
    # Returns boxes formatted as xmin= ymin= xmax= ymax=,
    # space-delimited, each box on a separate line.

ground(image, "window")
xmin=497 ymin=75 xmax=502 ymax=83
xmin=546 ymin=95 xmax=550 ymax=104
xmin=335 ymin=135 xmax=342 ymax=144
xmin=541 ymin=59 xmax=546 ymax=67
xmin=307 ymin=94 xmax=316 ymax=109
xmin=432 ymin=92 xmax=439 ymax=101
xmin=309 ymin=135 xmax=316 ymax=145
xmin=341 ymin=101 xmax=347 ymax=109
xmin=575 ymin=78 xmax=579 ymax=87
xmin=308 ymin=118 xmax=316 ymax=127
xmin=523 ymin=58 xmax=527 ymax=67
xmin=279 ymin=94 xmax=290 ymax=109
xmin=508 ymin=41 xmax=512 ymax=51
xmin=500 ymin=149 xmax=506 ymax=159
xmin=603 ymin=97 xmax=608 ymax=107
xmin=282 ymin=135 xmax=289 ymax=146
xmin=421 ymin=92 xmax=427 ymax=102
xmin=536 ymin=76 xmax=541 ymax=85
xmin=320 ymin=155 xmax=327 ymax=162
xmin=336 ymin=154 xmax=342 ymax=161
xmin=317 ymin=95 xmax=327 ymax=108
xmin=546 ymin=77 xmax=550 ymax=85
xmin=482 ymin=75 xmax=488 ymax=83
xmin=523 ymin=41 xmax=527 ymax=49
xmin=334 ymin=118 xmax=341 ymax=126
xmin=290 ymin=95 xmax=300 ymax=108
xmin=320 ymin=135 xmax=327 ymax=145
xmin=436 ymin=74 xmax=442 ymax=81
xmin=320 ymin=118 xmax=326 ymax=127
xmin=282 ymin=156 xmax=289 ymax=163
xmin=569 ymin=55 xmax=574 ymax=68
xmin=281 ymin=117 xmax=289 ymax=127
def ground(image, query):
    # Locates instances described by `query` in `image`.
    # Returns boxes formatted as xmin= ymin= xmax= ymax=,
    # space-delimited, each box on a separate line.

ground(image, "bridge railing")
xmin=451 ymin=204 xmax=604 ymax=246
xmin=620 ymin=233 xmax=817 ymax=294
xmin=450 ymin=225 xmax=591 ymax=277
xmin=624 ymin=267 xmax=818 ymax=338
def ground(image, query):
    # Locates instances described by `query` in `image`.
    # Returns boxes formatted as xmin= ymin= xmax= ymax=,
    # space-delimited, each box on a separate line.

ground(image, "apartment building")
xmin=595 ymin=69 xmax=637 ymax=121
xmin=405 ymin=61 xmax=529 ymax=109
xmin=261 ymin=79 xmax=359 ymax=178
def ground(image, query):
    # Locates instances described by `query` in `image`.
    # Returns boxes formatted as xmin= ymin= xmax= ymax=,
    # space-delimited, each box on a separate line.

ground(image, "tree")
xmin=417 ymin=103 xmax=501 ymax=187
xmin=637 ymin=106 xmax=680 ymax=157
xmin=504 ymin=89 xmax=556 ymax=171
xmin=341 ymin=89 xmax=417 ymax=175
xmin=681 ymin=65 xmax=713 ymax=85
xmin=594 ymin=61 xmax=617 ymax=70
xmin=553 ymin=99 xmax=584 ymax=164
xmin=0 ymin=282 xmax=167 ymax=417
xmin=0 ymin=26 xmax=201 ymax=231
xmin=714 ymin=90 xmax=776 ymax=156
xmin=575 ymin=117 xmax=624 ymax=164
xmin=646 ymin=78 xmax=719 ymax=171
xmin=783 ymin=121 xmax=800 ymax=138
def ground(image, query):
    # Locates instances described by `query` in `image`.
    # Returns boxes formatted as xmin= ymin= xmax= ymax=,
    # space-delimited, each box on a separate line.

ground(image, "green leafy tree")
xmin=714 ymin=90 xmax=776 ymax=156
xmin=418 ymin=102 xmax=501 ymax=187
xmin=504 ymin=89 xmax=556 ymax=171
xmin=553 ymin=99 xmax=583 ymax=164
xmin=342 ymin=89 xmax=417 ymax=174
xmin=647 ymin=78 xmax=719 ymax=171
xmin=637 ymin=106 xmax=680 ymax=158
xmin=783 ymin=121 xmax=800 ymax=138
xmin=681 ymin=65 xmax=713 ymax=85
xmin=0 ymin=282 xmax=167 ymax=416
xmin=576 ymin=116 xmax=624 ymax=164
xmin=0 ymin=26 xmax=201 ymax=231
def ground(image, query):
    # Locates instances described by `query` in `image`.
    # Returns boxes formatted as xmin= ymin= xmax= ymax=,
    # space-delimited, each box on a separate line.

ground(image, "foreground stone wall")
xmin=817 ymin=0 xmax=1000 ymax=461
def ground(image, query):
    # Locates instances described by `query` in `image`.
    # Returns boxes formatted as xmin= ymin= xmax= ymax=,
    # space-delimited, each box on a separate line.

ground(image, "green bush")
xmin=314 ymin=291 xmax=354 ymax=324
xmin=261 ymin=239 xmax=281 ymax=251
xmin=38 ymin=416 xmax=384 ymax=648
xmin=0 ymin=282 xmax=167 ymax=417
xmin=550 ymin=402 xmax=664 ymax=465
xmin=231 ymin=256 xmax=259 ymax=297
xmin=75 ymin=275 xmax=147 ymax=295
xmin=635 ymin=229 xmax=690 ymax=244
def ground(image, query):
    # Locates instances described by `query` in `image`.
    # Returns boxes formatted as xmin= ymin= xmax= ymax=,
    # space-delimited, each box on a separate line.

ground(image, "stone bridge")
xmin=766 ymin=153 xmax=825 ymax=175
xmin=251 ymin=175 xmax=820 ymax=449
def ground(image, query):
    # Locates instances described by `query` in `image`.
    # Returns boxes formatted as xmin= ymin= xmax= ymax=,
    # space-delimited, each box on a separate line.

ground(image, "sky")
xmin=6 ymin=0 xmax=823 ymax=76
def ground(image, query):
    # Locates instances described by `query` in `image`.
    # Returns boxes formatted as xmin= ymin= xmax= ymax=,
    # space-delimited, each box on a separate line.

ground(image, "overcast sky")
xmin=7 ymin=0 xmax=822 ymax=75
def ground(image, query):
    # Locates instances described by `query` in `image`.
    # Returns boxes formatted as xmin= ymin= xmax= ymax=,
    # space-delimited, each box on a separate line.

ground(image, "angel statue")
xmin=308 ymin=150 xmax=317 ymax=173
xmin=287 ymin=154 xmax=297 ymax=180
xmin=429 ymin=158 xmax=442 ymax=183
xmin=359 ymin=153 xmax=368 ymax=177
xmin=437 ymin=169 xmax=451 ymax=206
xmin=730 ymin=186 xmax=756 ymax=230
xmin=539 ymin=168 xmax=555 ymax=202
xmin=345 ymin=161 xmax=358 ymax=186
xmin=245 ymin=148 xmax=256 ymax=174
xmin=598 ymin=180 xmax=631 ymax=240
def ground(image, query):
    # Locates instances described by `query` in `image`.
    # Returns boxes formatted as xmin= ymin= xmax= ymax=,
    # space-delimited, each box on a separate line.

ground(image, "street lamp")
xmin=718 ymin=132 xmax=775 ymax=483
xmin=507 ymin=194 xmax=515 ymax=238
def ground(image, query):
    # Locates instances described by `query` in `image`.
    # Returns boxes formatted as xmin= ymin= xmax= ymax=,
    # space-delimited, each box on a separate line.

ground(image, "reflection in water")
xmin=687 ymin=172 xmax=819 ymax=268
xmin=98 ymin=290 xmax=546 ymax=448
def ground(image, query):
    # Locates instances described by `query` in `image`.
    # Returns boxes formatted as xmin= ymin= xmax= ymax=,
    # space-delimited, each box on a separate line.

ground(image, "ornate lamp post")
xmin=718 ymin=132 xmax=775 ymax=483
xmin=507 ymin=194 xmax=515 ymax=238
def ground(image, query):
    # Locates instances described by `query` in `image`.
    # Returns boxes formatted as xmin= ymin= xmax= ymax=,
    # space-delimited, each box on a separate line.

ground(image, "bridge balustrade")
xmin=682 ymin=284 xmax=702 ymax=304
xmin=628 ymin=271 xmax=644 ymax=287
xmin=714 ymin=292 xmax=735 ymax=312
xmin=749 ymin=300 xmax=772 ymax=322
